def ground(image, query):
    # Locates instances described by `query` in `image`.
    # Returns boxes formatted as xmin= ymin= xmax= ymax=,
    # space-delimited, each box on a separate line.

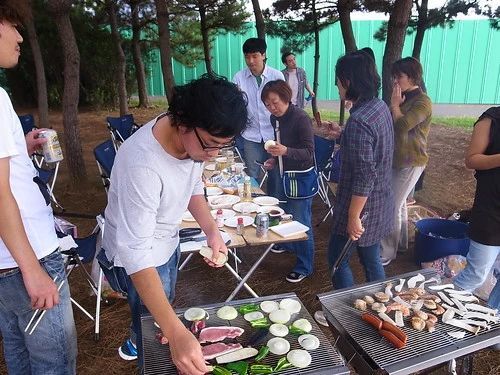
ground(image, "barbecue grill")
xmin=318 ymin=269 xmax=500 ymax=375
xmin=141 ymin=292 xmax=348 ymax=375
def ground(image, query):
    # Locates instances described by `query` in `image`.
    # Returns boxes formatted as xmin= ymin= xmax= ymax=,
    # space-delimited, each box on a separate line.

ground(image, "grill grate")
xmin=319 ymin=269 xmax=500 ymax=375
xmin=142 ymin=292 xmax=348 ymax=375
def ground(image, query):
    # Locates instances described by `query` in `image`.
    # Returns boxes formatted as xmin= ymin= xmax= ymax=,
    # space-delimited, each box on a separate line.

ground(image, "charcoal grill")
xmin=142 ymin=292 xmax=348 ymax=375
xmin=318 ymin=269 xmax=500 ymax=375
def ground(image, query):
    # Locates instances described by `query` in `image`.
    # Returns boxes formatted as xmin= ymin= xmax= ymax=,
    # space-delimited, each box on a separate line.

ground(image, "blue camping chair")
xmin=18 ymin=114 xmax=46 ymax=168
xmin=106 ymin=114 xmax=139 ymax=150
xmin=94 ymin=140 xmax=116 ymax=193
xmin=314 ymin=135 xmax=341 ymax=225
xmin=59 ymin=221 xmax=105 ymax=341
xmin=18 ymin=114 xmax=36 ymax=135
xmin=35 ymin=163 xmax=63 ymax=209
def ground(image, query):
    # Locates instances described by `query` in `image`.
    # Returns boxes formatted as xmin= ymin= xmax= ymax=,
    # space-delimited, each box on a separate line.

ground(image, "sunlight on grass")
xmin=306 ymin=108 xmax=475 ymax=130
xmin=132 ymin=98 xmax=476 ymax=131
xmin=432 ymin=116 xmax=475 ymax=130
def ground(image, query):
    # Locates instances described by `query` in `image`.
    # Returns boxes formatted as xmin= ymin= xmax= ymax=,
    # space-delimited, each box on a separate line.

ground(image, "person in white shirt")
xmin=233 ymin=38 xmax=284 ymax=178
xmin=281 ymin=52 xmax=315 ymax=109
xmin=0 ymin=4 xmax=77 ymax=374
xmin=99 ymin=75 xmax=248 ymax=374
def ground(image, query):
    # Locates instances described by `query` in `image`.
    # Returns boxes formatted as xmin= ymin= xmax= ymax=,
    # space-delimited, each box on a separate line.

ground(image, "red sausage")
xmin=361 ymin=312 xmax=383 ymax=330
xmin=379 ymin=329 xmax=406 ymax=349
xmin=381 ymin=321 xmax=407 ymax=344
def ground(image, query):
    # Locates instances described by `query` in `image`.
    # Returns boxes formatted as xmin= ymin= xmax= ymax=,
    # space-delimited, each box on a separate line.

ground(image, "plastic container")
xmin=414 ymin=218 xmax=470 ymax=264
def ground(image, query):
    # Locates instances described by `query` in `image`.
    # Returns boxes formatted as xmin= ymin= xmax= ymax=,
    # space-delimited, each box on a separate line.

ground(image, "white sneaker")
xmin=314 ymin=310 xmax=329 ymax=327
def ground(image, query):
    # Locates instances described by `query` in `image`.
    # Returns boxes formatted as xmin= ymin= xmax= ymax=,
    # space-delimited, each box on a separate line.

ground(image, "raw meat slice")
xmin=202 ymin=342 xmax=242 ymax=360
xmin=199 ymin=326 xmax=244 ymax=343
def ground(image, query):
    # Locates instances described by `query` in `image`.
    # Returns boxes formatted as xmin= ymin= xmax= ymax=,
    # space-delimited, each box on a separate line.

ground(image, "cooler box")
xmin=414 ymin=218 xmax=470 ymax=264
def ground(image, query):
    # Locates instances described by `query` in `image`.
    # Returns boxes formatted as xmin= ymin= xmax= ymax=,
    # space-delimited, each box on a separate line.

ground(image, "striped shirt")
xmin=331 ymin=98 xmax=395 ymax=246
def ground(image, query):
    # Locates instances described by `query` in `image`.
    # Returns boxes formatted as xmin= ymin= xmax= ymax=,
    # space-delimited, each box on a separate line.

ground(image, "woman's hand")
xmin=390 ymin=82 xmax=405 ymax=109
xmin=267 ymin=143 xmax=287 ymax=157
xmin=263 ymin=158 xmax=276 ymax=170
xmin=347 ymin=215 xmax=364 ymax=241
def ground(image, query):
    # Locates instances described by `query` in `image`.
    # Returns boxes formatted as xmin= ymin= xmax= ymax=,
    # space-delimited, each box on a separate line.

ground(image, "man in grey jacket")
xmin=281 ymin=52 xmax=315 ymax=109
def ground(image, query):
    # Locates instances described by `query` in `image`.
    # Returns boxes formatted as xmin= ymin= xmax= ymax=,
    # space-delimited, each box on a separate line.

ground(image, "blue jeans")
xmin=97 ymin=246 xmax=181 ymax=369
xmin=327 ymin=234 xmax=385 ymax=289
xmin=454 ymin=240 xmax=500 ymax=309
xmin=242 ymin=138 xmax=268 ymax=179
xmin=267 ymin=169 xmax=315 ymax=276
xmin=0 ymin=250 xmax=77 ymax=375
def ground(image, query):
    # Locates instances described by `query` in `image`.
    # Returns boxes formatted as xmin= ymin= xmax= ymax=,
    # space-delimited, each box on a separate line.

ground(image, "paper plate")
xmin=182 ymin=211 xmax=196 ymax=222
xmin=210 ymin=209 xmax=236 ymax=219
xmin=224 ymin=215 xmax=254 ymax=228
xmin=270 ymin=221 xmax=309 ymax=238
xmin=259 ymin=206 xmax=285 ymax=216
xmin=208 ymin=194 xmax=241 ymax=208
xmin=232 ymin=202 xmax=261 ymax=213
xmin=253 ymin=196 xmax=280 ymax=206
xmin=206 ymin=186 xmax=223 ymax=196
xmin=204 ymin=163 xmax=216 ymax=171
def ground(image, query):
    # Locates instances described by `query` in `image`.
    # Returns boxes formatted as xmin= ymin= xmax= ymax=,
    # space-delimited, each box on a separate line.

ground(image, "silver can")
xmin=38 ymin=129 xmax=64 ymax=163
xmin=255 ymin=213 xmax=269 ymax=238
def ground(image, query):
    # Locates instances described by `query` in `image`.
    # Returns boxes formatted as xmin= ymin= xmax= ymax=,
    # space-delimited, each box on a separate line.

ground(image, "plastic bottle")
xmin=236 ymin=217 xmax=244 ymax=235
xmin=216 ymin=209 xmax=224 ymax=228
xmin=243 ymin=175 xmax=252 ymax=202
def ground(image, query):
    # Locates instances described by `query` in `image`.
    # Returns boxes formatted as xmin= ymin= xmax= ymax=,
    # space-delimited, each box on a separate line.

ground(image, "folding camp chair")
xmin=18 ymin=114 xmax=36 ymax=135
xmin=36 ymin=164 xmax=63 ymax=209
xmin=94 ymin=140 xmax=116 ymax=193
xmin=313 ymin=135 xmax=342 ymax=225
xmin=60 ymin=220 xmax=104 ymax=341
xmin=106 ymin=114 xmax=139 ymax=150
xmin=18 ymin=114 xmax=46 ymax=167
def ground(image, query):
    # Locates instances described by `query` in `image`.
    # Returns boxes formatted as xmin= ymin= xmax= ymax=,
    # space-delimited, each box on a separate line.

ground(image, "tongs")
xmin=331 ymin=212 xmax=368 ymax=277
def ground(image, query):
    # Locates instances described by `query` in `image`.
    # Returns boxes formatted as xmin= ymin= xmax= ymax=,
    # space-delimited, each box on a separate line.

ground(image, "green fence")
xmin=146 ymin=20 xmax=500 ymax=104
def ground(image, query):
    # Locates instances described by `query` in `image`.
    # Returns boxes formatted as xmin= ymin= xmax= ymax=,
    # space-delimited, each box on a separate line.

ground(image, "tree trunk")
xmin=251 ymin=0 xmax=266 ymax=39
xmin=199 ymin=5 xmax=214 ymax=76
xmin=130 ymin=1 xmax=150 ymax=108
xmin=412 ymin=0 xmax=428 ymax=60
xmin=338 ymin=0 xmax=357 ymax=53
xmin=311 ymin=0 xmax=320 ymax=118
xmin=107 ymin=1 xmax=128 ymax=116
xmin=155 ymin=0 xmax=175 ymax=103
xmin=382 ymin=0 xmax=413 ymax=104
xmin=48 ymin=0 xmax=87 ymax=183
xmin=337 ymin=0 xmax=356 ymax=126
xmin=24 ymin=2 xmax=49 ymax=128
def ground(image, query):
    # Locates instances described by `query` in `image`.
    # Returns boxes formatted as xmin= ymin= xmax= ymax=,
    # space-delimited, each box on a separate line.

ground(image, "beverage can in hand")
xmin=38 ymin=129 xmax=64 ymax=163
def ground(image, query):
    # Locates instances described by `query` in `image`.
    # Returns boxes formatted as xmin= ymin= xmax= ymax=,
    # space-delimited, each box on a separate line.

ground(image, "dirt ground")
xmin=0 ymin=106 xmax=498 ymax=375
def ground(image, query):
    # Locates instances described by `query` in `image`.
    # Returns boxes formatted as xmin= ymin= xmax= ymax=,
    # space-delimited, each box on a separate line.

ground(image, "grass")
xmin=306 ymin=108 xmax=476 ymax=130
xmin=431 ymin=116 xmax=475 ymax=130
xmin=131 ymin=97 xmax=476 ymax=130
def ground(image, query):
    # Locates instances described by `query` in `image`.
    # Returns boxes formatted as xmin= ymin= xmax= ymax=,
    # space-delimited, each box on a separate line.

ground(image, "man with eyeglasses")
xmin=99 ymin=76 xmax=248 ymax=374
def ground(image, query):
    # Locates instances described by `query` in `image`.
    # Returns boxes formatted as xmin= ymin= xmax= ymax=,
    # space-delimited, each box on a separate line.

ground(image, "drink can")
xmin=255 ymin=213 xmax=269 ymax=238
xmin=38 ymin=129 xmax=64 ymax=163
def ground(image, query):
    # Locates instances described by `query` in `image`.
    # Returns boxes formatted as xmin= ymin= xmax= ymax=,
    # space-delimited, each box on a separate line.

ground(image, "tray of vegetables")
xmin=141 ymin=292 xmax=347 ymax=375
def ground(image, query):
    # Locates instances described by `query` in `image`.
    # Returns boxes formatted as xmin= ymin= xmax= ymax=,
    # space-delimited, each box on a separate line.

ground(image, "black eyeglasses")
xmin=193 ymin=128 xmax=235 ymax=151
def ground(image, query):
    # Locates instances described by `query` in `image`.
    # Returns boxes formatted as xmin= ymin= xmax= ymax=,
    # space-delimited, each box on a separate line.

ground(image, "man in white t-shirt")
xmin=233 ymin=38 xmax=284 ymax=178
xmin=0 ymin=5 xmax=77 ymax=374
xmin=99 ymin=76 xmax=248 ymax=374
xmin=281 ymin=52 xmax=315 ymax=109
